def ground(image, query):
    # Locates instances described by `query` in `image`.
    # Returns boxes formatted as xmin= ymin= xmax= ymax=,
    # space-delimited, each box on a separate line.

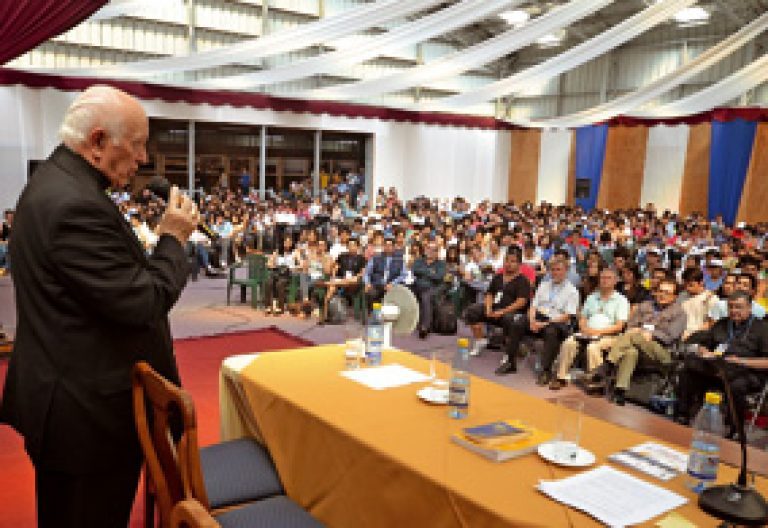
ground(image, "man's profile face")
xmin=96 ymin=108 xmax=148 ymax=188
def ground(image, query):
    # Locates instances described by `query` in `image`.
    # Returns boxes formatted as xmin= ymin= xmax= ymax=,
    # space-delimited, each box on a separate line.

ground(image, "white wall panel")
xmin=640 ymin=124 xmax=689 ymax=213
xmin=537 ymin=128 xmax=571 ymax=205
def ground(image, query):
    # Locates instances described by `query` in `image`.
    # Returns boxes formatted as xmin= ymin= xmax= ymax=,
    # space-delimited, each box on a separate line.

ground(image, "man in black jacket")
xmin=412 ymin=240 xmax=448 ymax=339
xmin=0 ymin=86 xmax=198 ymax=527
xmin=677 ymin=291 xmax=768 ymax=426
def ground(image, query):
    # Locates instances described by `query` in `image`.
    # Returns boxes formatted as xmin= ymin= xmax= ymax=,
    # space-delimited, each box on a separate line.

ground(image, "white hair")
xmin=59 ymin=85 xmax=129 ymax=149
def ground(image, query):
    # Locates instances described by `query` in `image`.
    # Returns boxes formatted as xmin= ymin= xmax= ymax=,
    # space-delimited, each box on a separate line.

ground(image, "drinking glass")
xmin=429 ymin=347 xmax=452 ymax=389
xmin=554 ymin=396 xmax=584 ymax=461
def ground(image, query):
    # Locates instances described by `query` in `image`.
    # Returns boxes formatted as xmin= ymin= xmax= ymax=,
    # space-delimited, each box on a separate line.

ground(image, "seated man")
xmin=464 ymin=247 xmax=531 ymax=375
xmin=507 ymin=259 xmax=580 ymax=386
xmin=321 ymin=237 xmax=366 ymax=322
xmin=412 ymin=241 xmax=448 ymax=339
xmin=550 ymin=267 xmax=629 ymax=390
xmin=363 ymin=236 xmax=406 ymax=310
xmin=589 ymin=278 xmax=687 ymax=405
xmin=677 ymin=291 xmax=768 ymax=427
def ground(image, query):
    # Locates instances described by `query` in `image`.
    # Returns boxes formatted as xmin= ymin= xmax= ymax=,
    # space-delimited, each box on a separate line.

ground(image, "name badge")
xmin=345 ymin=270 xmax=353 ymax=279
xmin=494 ymin=291 xmax=503 ymax=304
xmin=714 ymin=343 xmax=727 ymax=356
xmin=643 ymin=324 xmax=655 ymax=332
xmin=539 ymin=307 xmax=549 ymax=316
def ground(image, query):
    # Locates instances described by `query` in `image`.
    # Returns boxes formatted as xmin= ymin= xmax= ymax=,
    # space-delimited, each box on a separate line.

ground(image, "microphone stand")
xmin=697 ymin=357 xmax=768 ymax=526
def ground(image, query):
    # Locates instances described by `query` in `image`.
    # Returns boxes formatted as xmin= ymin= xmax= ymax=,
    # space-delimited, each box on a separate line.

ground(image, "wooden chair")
xmin=132 ymin=362 xmax=285 ymax=527
xmin=171 ymin=500 xmax=220 ymax=528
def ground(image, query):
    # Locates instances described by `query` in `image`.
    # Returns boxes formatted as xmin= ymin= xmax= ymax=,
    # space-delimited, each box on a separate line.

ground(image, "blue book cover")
xmin=463 ymin=421 xmax=527 ymax=442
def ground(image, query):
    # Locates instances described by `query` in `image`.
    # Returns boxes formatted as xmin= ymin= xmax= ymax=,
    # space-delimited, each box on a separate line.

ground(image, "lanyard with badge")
xmin=715 ymin=316 xmax=754 ymax=356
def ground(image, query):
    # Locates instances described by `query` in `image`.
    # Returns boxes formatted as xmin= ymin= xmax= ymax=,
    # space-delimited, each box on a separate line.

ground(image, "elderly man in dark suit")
xmin=0 ymin=85 xmax=198 ymax=527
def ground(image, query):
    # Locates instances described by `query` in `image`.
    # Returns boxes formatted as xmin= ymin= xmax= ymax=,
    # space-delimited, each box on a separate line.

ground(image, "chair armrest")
xmin=171 ymin=499 xmax=220 ymax=528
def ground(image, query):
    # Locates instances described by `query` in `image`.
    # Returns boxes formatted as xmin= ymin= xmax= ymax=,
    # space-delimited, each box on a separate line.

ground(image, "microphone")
xmin=142 ymin=177 xmax=218 ymax=241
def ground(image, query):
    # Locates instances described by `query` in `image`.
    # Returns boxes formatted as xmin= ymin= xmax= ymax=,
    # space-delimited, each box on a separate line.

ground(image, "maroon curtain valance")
xmin=605 ymin=108 xmax=768 ymax=127
xmin=0 ymin=0 xmax=107 ymax=65
xmin=0 ymin=67 xmax=521 ymax=130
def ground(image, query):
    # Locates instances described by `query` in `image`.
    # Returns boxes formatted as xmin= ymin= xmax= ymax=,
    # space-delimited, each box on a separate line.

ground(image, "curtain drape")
xmin=520 ymin=11 xmax=768 ymax=128
xmin=308 ymin=0 xmax=612 ymax=101
xmin=708 ymin=119 xmax=757 ymax=224
xmin=31 ymin=0 xmax=445 ymax=78
xmin=194 ymin=0 xmax=519 ymax=90
xmin=574 ymin=125 xmax=608 ymax=211
xmin=640 ymin=125 xmax=689 ymax=213
xmin=0 ymin=0 xmax=107 ymax=65
xmin=537 ymin=129 xmax=572 ymax=205
xmin=435 ymin=0 xmax=695 ymax=109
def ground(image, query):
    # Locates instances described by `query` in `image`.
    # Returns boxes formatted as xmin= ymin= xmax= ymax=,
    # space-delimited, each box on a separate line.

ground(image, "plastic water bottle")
xmin=686 ymin=392 xmax=725 ymax=493
xmin=448 ymin=338 xmax=471 ymax=419
xmin=366 ymin=303 xmax=384 ymax=366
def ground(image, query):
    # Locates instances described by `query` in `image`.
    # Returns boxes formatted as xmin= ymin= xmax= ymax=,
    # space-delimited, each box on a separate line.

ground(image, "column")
xmin=187 ymin=121 xmax=195 ymax=194
xmin=259 ymin=125 xmax=267 ymax=199
xmin=313 ymin=129 xmax=321 ymax=197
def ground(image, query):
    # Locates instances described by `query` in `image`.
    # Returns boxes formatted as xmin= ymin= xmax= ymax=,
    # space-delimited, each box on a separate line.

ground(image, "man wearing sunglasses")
xmin=588 ymin=278 xmax=686 ymax=405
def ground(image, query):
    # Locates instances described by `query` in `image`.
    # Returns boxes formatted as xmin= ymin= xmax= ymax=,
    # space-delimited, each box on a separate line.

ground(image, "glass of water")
xmin=554 ymin=396 xmax=584 ymax=461
xmin=429 ymin=347 xmax=452 ymax=389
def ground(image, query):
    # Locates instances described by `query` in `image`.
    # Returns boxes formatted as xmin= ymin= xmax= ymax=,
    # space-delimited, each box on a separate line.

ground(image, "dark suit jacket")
xmin=0 ymin=145 xmax=189 ymax=474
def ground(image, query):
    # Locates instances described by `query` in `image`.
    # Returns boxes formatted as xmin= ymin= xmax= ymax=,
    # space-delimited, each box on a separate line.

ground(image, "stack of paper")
xmin=538 ymin=465 xmax=687 ymax=527
xmin=609 ymin=442 xmax=688 ymax=481
xmin=340 ymin=364 xmax=430 ymax=390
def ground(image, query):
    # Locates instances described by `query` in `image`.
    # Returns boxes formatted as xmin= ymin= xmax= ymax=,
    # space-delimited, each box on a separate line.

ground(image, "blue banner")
xmin=574 ymin=125 xmax=608 ymax=211
xmin=708 ymin=119 xmax=757 ymax=225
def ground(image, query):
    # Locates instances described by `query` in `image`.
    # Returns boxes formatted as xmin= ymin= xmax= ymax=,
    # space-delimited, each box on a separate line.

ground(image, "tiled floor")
xmin=1 ymin=274 xmax=766 ymax=474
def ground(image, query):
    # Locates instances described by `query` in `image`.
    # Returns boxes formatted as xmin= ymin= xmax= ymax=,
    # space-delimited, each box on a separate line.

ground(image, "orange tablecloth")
xmin=238 ymin=345 xmax=766 ymax=527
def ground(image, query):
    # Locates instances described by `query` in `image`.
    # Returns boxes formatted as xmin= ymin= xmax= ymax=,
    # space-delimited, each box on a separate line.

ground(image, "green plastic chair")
xmin=227 ymin=253 xmax=269 ymax=308
xmin=286 ymin=273 xmax=302 ymax=305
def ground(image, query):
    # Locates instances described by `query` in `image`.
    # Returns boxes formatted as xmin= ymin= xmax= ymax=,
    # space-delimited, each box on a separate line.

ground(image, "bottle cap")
xmin=705 ymin=392 xmax=721 ymax=405
xmin=457 ymin=338 xmax=469 ymax=347
xmin=372 ymin=302 xmax=382 ymax=310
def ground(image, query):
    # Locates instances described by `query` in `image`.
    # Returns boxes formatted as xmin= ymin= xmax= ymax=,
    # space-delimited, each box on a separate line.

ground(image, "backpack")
xmin=432 ymin=294 xmax=458 ymax=335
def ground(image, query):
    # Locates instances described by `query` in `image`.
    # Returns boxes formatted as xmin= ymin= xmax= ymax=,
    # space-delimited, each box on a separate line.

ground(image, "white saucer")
xmin=537 ymin=441 xmax=596 ymax=467
xmin=417 ymin=386 xmax=449 ymax=405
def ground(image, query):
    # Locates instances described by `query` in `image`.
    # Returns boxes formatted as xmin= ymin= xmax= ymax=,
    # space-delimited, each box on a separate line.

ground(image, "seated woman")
xmin=619 ymin=264 xmax=652 ymax=314
xmin=264 ymin=234 xmax=298 ymax=315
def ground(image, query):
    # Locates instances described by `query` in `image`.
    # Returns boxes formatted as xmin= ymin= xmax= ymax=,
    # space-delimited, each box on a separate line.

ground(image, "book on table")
xmin=452 ymin=419 xmax=554 ymax=462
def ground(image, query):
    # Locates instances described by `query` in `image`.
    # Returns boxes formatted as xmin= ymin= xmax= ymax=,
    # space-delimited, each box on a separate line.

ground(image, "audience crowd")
xmin=6 ymin=172 xmax=768 ymax=430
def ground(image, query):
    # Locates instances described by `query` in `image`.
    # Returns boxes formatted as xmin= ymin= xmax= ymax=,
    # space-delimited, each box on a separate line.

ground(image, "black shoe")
xmin=613 ymin=389 xmax=626 ymax=406
xmin=536 ymin=372 xmax=552 ymax=386
xmin=418 ymin=328 xmax=428 ymax=339
xmin=589 ymin=361 xmax=614 ymax=384
xmin=495 ymin=358 xmax=517 ymax=375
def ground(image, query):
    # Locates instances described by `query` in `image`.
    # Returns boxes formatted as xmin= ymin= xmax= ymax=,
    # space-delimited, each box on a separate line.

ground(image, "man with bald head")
xmin=0 ymin=86 xmax=198 ymax=527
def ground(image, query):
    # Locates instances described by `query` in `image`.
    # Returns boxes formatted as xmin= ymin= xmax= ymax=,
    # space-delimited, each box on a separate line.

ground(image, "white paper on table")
xmin=340 ymin=364 xmax=430 ymax=390
xmin=537 ymin=465 xmax=687 ymax=527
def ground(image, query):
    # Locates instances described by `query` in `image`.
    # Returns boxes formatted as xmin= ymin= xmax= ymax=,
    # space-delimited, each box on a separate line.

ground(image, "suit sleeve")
xmin=48 ymin=202 xmax=189 ymax=327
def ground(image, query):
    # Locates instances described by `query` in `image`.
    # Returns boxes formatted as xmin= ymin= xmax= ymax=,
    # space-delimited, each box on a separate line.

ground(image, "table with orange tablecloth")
xmin=232 ymin=345 xmax=767 ymax=527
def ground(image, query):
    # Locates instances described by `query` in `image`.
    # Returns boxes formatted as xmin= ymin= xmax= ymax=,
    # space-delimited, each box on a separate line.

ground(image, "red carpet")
xmin=0 ymin=327 xmax=313 ymax=528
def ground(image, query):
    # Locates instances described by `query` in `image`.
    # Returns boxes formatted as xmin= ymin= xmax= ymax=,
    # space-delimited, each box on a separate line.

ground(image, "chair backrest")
xmin=132 ymin=362 xmax=212 ymax=527
xmin=247 ymin=253 xmax=268 ymax=281
xmin=171 ymin=500 xmax=221 ymax=528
